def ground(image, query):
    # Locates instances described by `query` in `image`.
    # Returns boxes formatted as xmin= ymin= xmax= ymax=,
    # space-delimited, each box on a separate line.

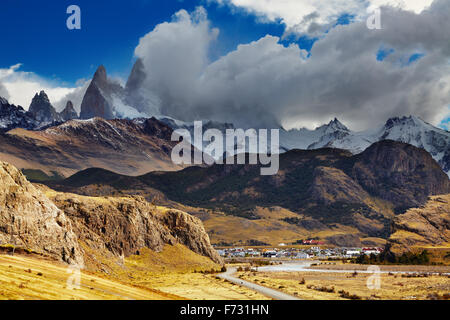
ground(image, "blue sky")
xmin=0 ymin=0 xmax=448 ymax=131
xmin=0 ymin=0 xmax=293 ymax=85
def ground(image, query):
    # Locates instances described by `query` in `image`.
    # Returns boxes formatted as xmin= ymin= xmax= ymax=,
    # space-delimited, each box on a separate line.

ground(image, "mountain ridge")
xmin=0 ymin=117 xmax=184 ymax=178
xmin=281 ymin=115 xmax=450 ymax=176
xmin=46 ymin=140 xmax=450 ymax=242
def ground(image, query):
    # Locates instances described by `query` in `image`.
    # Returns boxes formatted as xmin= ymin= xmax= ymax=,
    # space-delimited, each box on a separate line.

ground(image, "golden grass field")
xmin=0 ymin=244 xmax=269 ymax=300
xmin=0 ymin=254 xmax=178 ymax=300
xmin=236 ymin=268 xmax=450 ymax=300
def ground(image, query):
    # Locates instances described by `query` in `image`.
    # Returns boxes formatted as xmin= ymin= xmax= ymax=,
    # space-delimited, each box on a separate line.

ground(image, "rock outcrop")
xmin=59 ymin=101 xmax=78 ymax=121
xmin=124 ymin=58 xmax=148 ymax=114
xmin=28 ymin=91 xmax=60 ymax=123
xmin=0 ymin=162 xmax=83 ymax=266
xmin=387 ymin=194 xmax=450 ymax=255
xmin=351 ymin=140 xmax=450 ymax=209
xmin=80 ymin=66 xmax=123 ymax=120
xmin=0 ymin=161 xmax=222 ymax=268
xmin=46 ymin=192 xmax=222 ymax=265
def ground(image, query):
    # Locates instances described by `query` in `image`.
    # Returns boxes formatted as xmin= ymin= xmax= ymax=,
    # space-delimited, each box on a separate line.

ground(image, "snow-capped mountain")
xmin=282 ymin=116 xmax=450 ymax=176
xmin=29 ymin=91 xmax=63 ymax=124
xmin=280 ymin=118 xmax=351 ymax=151
xmin=59 ymin=101 xmax=79 ymax=121
xmin=158 ymin=115 xmax=449 ymax=176
xmin=80 ymin=65 xmax=147 ymax=121
xmin=0 ymin=96 xmax=39 ymax=132
xmin=2 ymin=62 xmax=448 ymax=177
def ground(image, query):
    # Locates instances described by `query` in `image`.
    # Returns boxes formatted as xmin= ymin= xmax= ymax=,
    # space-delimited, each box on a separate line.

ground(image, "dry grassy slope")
xmin=388 ymin=194 xmax=450 ymax=255
xmin=239 ymin=270 xmax=450 ymax=300
xmin=0 ymin=117 xmax=182 ymax=178
xmin=0 ymin=254 xmax=180 ymax=300
xmin=182 ymin=205 xmax=379 ymax=246
xmin=0 ymin=246 xmax=267 ymax=300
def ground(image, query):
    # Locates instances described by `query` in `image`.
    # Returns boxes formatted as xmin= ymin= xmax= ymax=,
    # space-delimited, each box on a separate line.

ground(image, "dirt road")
xmin=218 ymin=267 xmax=301 ymax=300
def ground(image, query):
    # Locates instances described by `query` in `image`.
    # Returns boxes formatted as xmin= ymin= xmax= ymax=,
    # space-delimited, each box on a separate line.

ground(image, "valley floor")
xmin=2 ymin=252 xmax=449 ymax=300
xmin=235 ymin=267 xmax=450 ymax=300
xmin=0 ymin=254 xmax=178 ymax=300
xmin=0 ymin=251 xmax=268 ymax=300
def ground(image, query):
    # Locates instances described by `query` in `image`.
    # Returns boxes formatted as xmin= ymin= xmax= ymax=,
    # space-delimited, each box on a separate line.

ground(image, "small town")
xmin=216 ymin=246 xmax=384 ymax=260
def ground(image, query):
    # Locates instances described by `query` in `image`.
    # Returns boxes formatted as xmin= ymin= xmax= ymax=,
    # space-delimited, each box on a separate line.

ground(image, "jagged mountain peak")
xmin=92 ymin=65 xmax=107 ymax=84
xmin=125 ymin=59 xmax=145 ymax=93
xmin=65 ymin=100 xmax=74 ymax=110
xmin=311 ymin=118 xmax=350 ymax=134
xmin=0 ymin=97 xmax=38 ymax=132
xmin=385 ymin=115 xmax=426 ymax=129
xmin=124 ymin=59 xmax=159 ymax=115
xmin=324 ymin=117 xmax=350 ymax=132
xmin=59 ymin=100 xmax=78 ymax=121
xmin=28 ymin=90 xmax=60 ymax=124
xmin=0 ymin=96 xmax=8 ymax=105
xmin=33 ymin=90 xmax=51 ymax=103
xmin=280 ymin=115 xmax=450 ymax=176
xmin=80 ymin=65 xmax=118 ymax=120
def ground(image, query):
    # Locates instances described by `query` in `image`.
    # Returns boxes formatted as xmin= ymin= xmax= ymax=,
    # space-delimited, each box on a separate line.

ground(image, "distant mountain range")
xmin=0 ymin=91 xmax=77 ymax=132
xmin=280 ymin=116 xmax=450 ymax=176
xmin=0 ymin=63 xmax=449 ymax=178
xmin=0 ymin=63 xmax=448 ymax=249
xmin=46 ymin=140 xmax=450 ymax=244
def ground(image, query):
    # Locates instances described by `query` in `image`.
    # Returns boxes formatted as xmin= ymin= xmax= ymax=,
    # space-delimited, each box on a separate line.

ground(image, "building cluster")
xmin=216 ymin=247 xmax=384 ymax=259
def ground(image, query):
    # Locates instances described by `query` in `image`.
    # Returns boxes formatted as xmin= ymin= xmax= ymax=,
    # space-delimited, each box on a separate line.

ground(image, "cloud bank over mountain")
xmin=134 ymin=1 xmax=450 ymax=130
xmin=210 ymin=0 xmax=434 ymax=36
xmin=0 ymin=64 xmax=77 ymax=110
xmin=0 ymin=82 xmax=9 ymax=100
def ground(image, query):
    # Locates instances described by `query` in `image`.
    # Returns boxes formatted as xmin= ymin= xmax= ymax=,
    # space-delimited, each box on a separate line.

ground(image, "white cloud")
xmin=53 ymin=79 xmax=90 ymax=112
xmin=0 ymin=82 xmax=9 ymax=100
xmin=0 ymin=64 xmax=78 ymax=110
xmin=134 ymin=1 xmax=450 ymax=130
xmin=210 ymin=0 xmax=434 ymax=35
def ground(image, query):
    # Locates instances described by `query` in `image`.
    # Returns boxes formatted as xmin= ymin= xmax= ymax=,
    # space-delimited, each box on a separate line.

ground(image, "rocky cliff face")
xmin=80 ymin=66 xmax=124 ymax=120
xmin=46 ymin=192 xmax=222 ymax=264
xmin=0 ymin=161 xmax=221 ymax=268
xmin=351 ymin=140 xmax=450 ymax=209
xmin=59 ymin=101 xmax=78 ymax=121
xmin=28 ymin=91 xmax=60 ymax=124
xmin=124 ymin=58 xmax=149 ymax=114
xmin=0 ymin=162 xmax=83 ymax=266
xmin=387 ymin=194 xmax=450 ymax=255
